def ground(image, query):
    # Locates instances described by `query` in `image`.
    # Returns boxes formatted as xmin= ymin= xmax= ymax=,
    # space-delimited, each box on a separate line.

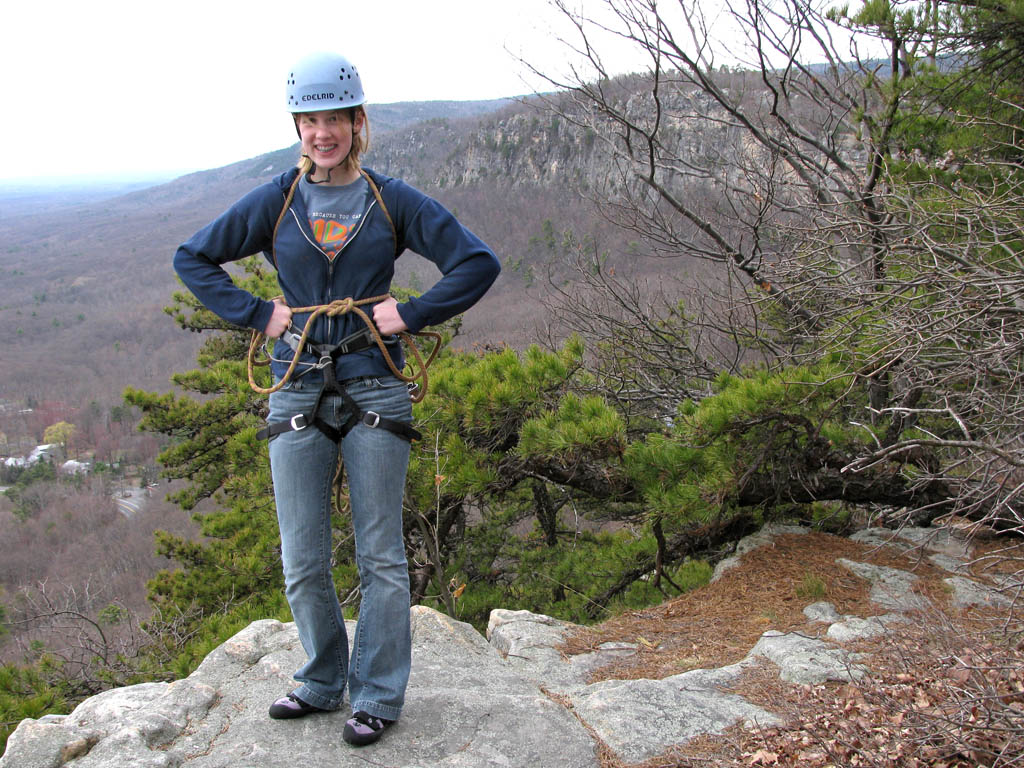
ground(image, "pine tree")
xmin=125 ymin=258 xmax=293 ymax=674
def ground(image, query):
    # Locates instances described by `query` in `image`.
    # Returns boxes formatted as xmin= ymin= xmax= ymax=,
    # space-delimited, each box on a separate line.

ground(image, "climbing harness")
xmin=248 ymin=169 xmax=442 ymax=447
xmin=253 ymin=337 xmax=422 ymax=444
xmin=250 ymin=311 xmax=440 ymax=445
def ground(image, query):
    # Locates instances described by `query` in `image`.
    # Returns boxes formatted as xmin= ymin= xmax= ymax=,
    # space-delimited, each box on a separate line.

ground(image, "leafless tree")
xmin=3 ymin=578 xmax=147 ymax=695
xmin=526 ymin=0 xmax=1024 ymax=556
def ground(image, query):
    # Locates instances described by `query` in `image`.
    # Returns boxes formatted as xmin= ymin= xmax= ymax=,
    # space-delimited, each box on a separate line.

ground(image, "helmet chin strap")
xmin=298 ymin=124 xmax=359 ymax=185
xmin=301 ymin=154 xmax=335 ymax=185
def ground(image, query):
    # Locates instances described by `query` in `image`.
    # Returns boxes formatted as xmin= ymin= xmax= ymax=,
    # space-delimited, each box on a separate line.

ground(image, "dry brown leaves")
xmin=562 ymin=532 xmax=955 ymax=680
xmin=721 ymin=617 xmax=1024 ymax=768
xmin=561 ymin=529 xmax=1024 ymax=768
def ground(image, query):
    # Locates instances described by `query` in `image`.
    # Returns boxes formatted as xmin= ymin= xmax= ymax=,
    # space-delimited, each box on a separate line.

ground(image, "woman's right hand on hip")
xmin=264 ymin=298 xmax=293 ymax=337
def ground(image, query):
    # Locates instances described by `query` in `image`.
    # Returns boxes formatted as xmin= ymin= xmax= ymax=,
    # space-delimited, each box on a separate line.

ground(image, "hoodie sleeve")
xmin=172 ymin=182 xmax=282 ymax=332
xmin=387 ymin=180 xmax=501 ymax=333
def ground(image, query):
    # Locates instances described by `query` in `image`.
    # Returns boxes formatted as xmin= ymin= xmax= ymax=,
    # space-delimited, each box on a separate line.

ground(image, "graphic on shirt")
xmin=308 ymin=212 xmax=361 ymax=259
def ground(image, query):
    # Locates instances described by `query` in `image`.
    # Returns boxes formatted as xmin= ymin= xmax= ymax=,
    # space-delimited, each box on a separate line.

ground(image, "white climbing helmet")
xmin=285 ymin=52 xmax=365 ymax=113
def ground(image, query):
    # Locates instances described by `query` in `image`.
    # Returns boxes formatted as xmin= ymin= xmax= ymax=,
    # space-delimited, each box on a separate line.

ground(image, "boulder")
xmin=487 ymin=608 xmax=636 ymax=694
xmin=0 ymin=608 xmax=597 ymax=768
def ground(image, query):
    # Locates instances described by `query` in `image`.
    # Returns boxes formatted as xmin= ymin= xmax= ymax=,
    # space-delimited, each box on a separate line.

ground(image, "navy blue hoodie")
xmin=174 ymin=166 xmax=500 ymax=382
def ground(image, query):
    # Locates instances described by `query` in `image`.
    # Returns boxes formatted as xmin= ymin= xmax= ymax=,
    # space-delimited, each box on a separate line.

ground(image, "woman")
xmin=173 ymin=51 xmax=500 ymax=746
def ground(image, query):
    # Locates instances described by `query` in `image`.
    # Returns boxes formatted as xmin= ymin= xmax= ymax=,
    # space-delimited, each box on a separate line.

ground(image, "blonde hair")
xmin=295 ymin=105 xmax=370 ymax=176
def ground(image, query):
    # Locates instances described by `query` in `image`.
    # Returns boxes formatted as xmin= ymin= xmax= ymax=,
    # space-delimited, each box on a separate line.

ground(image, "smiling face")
xmin=296 ymin=108 xmax=365 ymax=184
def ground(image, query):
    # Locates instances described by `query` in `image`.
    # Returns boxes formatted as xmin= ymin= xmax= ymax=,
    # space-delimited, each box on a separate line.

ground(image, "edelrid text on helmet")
xmin=286 ymin=52 xmax=365 ymax=113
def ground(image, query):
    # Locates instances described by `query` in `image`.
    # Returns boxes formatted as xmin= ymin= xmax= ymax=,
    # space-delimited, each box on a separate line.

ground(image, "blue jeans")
xmin=268 ymin=374 xmax=412 ymax=721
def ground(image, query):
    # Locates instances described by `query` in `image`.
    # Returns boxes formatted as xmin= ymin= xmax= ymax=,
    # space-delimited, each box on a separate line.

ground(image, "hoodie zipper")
xmin=287 ymin=195 xmax=378 ymax=343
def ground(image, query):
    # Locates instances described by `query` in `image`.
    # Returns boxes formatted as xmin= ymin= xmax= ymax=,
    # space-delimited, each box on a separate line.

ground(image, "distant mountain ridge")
xmin=0 ymin=82 xmax=697 ymax=408
xmin=0 ymin=98 xmax=518 ymax=218
xmin=0 ymin=93 xmax=595 ymax=406
xmin=0 ymin=179 xmax=178 ymax=220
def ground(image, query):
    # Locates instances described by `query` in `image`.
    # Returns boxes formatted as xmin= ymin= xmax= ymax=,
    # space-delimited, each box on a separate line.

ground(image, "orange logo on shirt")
xmin=310 ymin=218 xmax=352 ymax=244
xmin=310 ymin=218 xmax=353 ymax=259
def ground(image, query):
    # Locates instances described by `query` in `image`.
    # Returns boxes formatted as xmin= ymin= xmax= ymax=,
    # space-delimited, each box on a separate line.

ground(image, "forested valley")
xmin=3 ymin=0 xmax=1024 ymax=762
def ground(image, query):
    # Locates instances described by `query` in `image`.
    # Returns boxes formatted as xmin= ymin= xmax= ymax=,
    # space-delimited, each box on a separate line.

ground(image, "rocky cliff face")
xmin=367 ymin=78 xmax=867 ymax=202
xmin=2 ymin=524 xmax=1004 ymax=768
xmin=368 ymin=95 xmax=634 ymax=190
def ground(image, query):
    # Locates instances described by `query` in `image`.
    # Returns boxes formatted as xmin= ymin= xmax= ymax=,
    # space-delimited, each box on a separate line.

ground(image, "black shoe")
xmin=268 ymin=693 xmax=325 ymax=719
xmin=343 ymin=710 xmax=394 ymax=746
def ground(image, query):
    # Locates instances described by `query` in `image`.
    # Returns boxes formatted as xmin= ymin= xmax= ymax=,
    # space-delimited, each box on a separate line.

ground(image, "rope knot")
xmin=326 ymin=298 xmax=356 ymax=316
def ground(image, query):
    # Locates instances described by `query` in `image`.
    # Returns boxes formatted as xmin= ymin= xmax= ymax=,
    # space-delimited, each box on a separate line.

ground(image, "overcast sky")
xmin=0 ymin=0 xmax=651 ymax=184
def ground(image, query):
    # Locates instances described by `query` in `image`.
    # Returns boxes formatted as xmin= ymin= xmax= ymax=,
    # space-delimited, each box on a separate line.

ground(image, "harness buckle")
xmin=290 ymin=414 xmax=309 ymax=431
xmin=279 ymin=327 xmax=304 ymax=353
xmin=363 ymin=411 xmax=381 ymax=428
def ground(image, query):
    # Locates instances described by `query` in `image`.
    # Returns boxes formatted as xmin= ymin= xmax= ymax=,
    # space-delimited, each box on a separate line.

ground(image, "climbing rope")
xmin=246 ymin=294 xmax=442 ymax=402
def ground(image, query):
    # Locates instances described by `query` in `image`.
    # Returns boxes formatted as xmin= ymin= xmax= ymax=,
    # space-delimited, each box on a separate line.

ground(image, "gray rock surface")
xmin=803 ymin=601 xmax=843 ymax=623
xmin=850 ymin=526 xmax=973 ymax=559
xmin=486 ymin=608 xmax=636 ymax=694
xmin=826 ymin=614 xmax=907 ymax=643
xmin=488 ymin=608 xmax=781 ymax=763
xmin=0 ymin=608 xmax=597 ymax=768
xmin=569 ymin=667 xmax=779 ymax=764
xmin=803 ymin=603 xmax=907 ymax=642
xmin=747 ymin=630 xmax=867 ymax=684
xmin=944 ymin=576 xmax=1013 ymax=610
xmin=928 ymin=553 xmax=972 ymax=574
xmin=3 ymin=523 xmax=985 ymax=767
xmin=836 ymin=558 xmax=928 ymax=611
